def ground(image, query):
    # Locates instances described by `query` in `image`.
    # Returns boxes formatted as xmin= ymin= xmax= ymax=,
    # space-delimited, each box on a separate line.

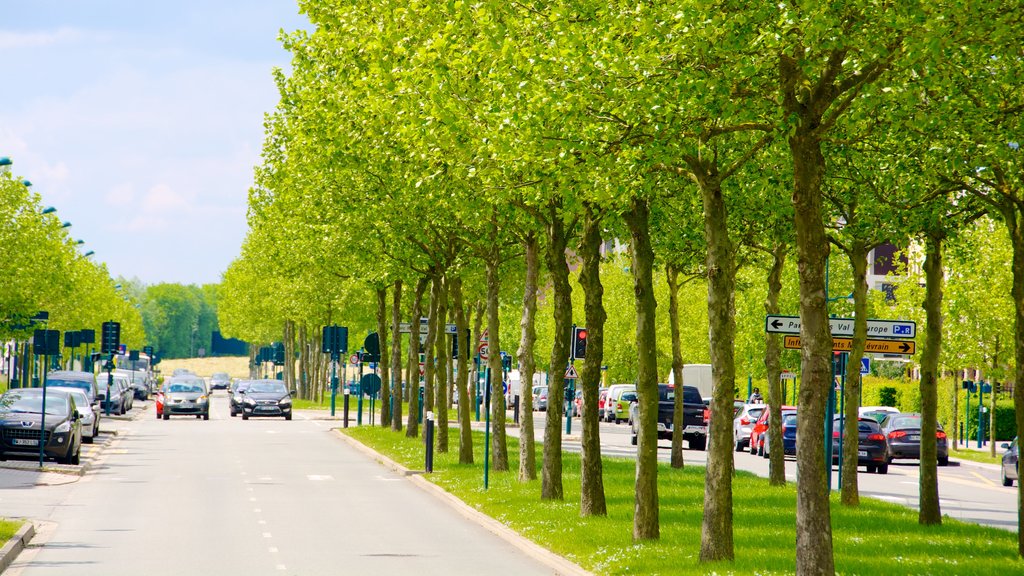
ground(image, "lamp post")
xmin=0 ymin=156 xmax=11 ymax=174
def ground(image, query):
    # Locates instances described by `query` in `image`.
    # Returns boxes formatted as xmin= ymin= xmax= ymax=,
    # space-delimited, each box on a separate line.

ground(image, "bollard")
xmin=343 ymin=389 xmax=350 ymax=428
xmin=513 ymin=395 xmax=520 ymax=425
xmin=425 ymin=412 xmax=435 ymax=473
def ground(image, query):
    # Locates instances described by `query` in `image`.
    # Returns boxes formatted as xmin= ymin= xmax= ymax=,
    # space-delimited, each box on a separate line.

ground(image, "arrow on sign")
xmin=564 ymin=364 xmax=579 ymax=379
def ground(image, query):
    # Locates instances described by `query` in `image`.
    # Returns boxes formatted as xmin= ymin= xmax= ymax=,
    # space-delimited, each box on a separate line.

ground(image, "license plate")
xmin=858 ymin=450 xmax=868 ymax=457
xmin=684 ymin=425 xmax=706 ymax=434
xmin=12 ymin=438 xmax=38 ymax=446
xmin=908 ymin=435 xmax=919 ymax=441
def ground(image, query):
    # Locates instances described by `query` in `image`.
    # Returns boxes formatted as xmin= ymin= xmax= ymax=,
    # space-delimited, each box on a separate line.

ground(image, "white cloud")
xmin=0 ymin=27 xmax=89 ymax=50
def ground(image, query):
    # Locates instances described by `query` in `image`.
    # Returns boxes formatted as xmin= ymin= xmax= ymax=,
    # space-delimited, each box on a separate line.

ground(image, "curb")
xmin=333 ymin=429 xmax=593 ymax=576
xmin=0 ymin=521 xmax=35 ymax=573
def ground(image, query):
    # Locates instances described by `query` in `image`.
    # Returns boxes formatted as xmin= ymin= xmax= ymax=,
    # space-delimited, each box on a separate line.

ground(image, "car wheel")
xmin=71 ymin=446 xmax=81 ymax=466
xmin=750 ymin=438 xmax=757 ymax=455
xmin=885 ymin=455 xmax=893 ymax=465
xmin=203 ymin=412 xmax=210 ymax=421
xmin=163 ymin=412 xmax=169 ymax=420
xmin=761 ymin=445 xmax=769 ymax=459
xmin=692 ymin=437 xmax=707 ymax=451
xmin=876 ymin=464 xmax=888 ymax=474
xmin=285 ymin=413 xmax=292 ymax=421
xmin=84 ymin=434 xmax=94 ymax=444
xmin=866 ymin=464 xmax=876 ymax=474
xmin=242 ymin=413 xmax=249 ymax=420
xmin=938 ymin=456 xmax=949 ymax=467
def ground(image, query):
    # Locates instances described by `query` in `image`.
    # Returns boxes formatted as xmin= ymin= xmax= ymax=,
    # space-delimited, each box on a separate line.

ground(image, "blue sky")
xmin=0 ymin=1 xmax=308 ymax=285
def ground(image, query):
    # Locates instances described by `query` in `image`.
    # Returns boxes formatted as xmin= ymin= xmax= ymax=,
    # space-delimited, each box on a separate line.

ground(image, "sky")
xmin=0 ymin=1 xmax=309 ymax=285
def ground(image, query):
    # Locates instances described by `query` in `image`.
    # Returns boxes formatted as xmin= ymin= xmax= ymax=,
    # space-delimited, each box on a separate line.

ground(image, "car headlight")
xmin=244 ymin=398 xmax=256 ymax=406
xmin=197 ymin=395 xmax=209 ymax=403
xmin=279 ymin=397 xmax=292 ymax=406
xmin=55 ymin=420 xmax=71 ymax=433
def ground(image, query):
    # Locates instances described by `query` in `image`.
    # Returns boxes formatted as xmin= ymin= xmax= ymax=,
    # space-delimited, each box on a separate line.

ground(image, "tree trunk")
xmin=698 ymin=176 xmax=735 ymax=562
xmin=1003 ymin=203 xmax=1024 ymax=557
xmin=919 ymin=232 xmax=944 ymax=525
xmin=391 ymin=280 xmax=403 ymax=432
xmin=486 ymin=258 xmax=509 ymax=471
xmin=424 ymin=277 xmax=439 ymax=421
xmin=625 ymin=196 xmax=659 ymax=541
xmin=435 ymin=275 xmax=449 ymax=453
xmin=517 ymin=232 xmax=539 ymax=481
xmin=667 ymin=266 xmax=685 ymax=469
xmin=765 ymin=244 xmax=788 ymax=486
xmin=451 ymin=277 xmax=473 ymax=464
xmin=842 ymin=242 xmax=869 ymax=506
xmin=283 ymin=320 xmax=295 ymax=391
xmin=542 ymin=200 xmax=571 ymax=500
xmin=578 ymin=204 xmax=607 ymax=516
xmin=789 ymin=130 xmax=835 ymax=575
xmin=376 ymin=287 xmax=391 ymax=428
xmin=406 ymin=277 xmax=428 ymax=438
xmin=298 ymin=324 xmax=309 ymax=400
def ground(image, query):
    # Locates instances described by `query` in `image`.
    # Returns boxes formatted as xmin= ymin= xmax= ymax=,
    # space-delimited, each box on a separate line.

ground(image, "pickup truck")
xmin=630 ymin=384 xmax=708 ymax=450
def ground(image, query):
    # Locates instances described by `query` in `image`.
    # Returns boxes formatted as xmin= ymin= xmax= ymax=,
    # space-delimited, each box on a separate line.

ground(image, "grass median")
xmin=950 ymin=448 xmax=1005 ymax=466
xmin=344 ymin=425 xmax=1020 ymax=575
xmin=0 ymin=518 xmax=23 ymax=543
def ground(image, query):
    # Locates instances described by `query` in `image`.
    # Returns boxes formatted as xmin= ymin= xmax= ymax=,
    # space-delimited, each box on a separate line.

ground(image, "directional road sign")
xmin=782 ymin=335 xmax=915 ymax=355
xmin=398 ymin=318 xmax=457 ymax=334
xmin=765 ymin=315 xmax=915 ymax=339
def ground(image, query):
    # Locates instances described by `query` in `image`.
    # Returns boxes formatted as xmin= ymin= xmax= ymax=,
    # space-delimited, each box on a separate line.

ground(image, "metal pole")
xmin=565 ymin=377 xmax=573 ymax=435
xmin=105 ymin=359 xmax=113 ymax=417
xmin=965 ymin=388 xmax=970 ymax=447
xmin=425 ymin=412 xmax=434 ymax=473
xmin=484 ymin=366 xmax=491 ymax=489
xmin=977 ymin=383 xmax=984 ymax=449
xmin=343 ymin=389 xmax=350 ymax=428
xmin=38 ymin=354 xmax=48 ymax=467
xmin=357 ymin=360 xmax=364 ymax=426
xmin=824 ymin=356 xmax=836 ymax=490
xmin=837 ymin=353 xmax=847 ymax=490
xmin=474 ymin=355 xmax=481 ymax=421
xmin=330 ymin=358 xmax=337 ymax=417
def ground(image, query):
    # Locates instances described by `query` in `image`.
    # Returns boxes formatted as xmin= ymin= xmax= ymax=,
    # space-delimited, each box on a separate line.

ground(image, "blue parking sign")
xmin=860 ymin=357 xmax=870 ymax=375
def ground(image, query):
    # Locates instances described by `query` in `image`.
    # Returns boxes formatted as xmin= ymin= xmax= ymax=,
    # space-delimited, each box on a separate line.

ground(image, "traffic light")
xmin=143 ymin=345 xmax=154 ymax=357
xmin=572 ymin=325 xmax=587 ymax=360
xmin=101 ymin=321 xmax=121 ymax=355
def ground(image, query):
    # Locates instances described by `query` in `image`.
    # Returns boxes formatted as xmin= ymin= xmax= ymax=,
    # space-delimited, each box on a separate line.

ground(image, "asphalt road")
xmin=521 ymin=409 xmax=1019 ymax=531
xmin=3 ymin=394 xmax=552 ymax=576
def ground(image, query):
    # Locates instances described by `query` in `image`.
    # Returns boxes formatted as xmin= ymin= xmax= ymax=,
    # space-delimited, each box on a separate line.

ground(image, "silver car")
xmin=51 ymin=388 xmax=100 ymax=443
xmin=162 ymin=378 xmax=209 ymax=420
xmin=733 ymin=403 xmax=767 ymax=451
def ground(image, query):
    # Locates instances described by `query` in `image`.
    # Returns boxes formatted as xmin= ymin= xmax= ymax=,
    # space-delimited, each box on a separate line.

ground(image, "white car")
xmin=54 ymin=388 xmax=100 ymax=443
xmin=733 ymin=403 xmax=767 ymax=451
xmin=859 ymin=406 xmax=899 ymax=423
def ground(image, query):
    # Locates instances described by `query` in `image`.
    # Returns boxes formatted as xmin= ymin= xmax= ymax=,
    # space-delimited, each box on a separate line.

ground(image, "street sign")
xmin=564 ymin=364 xmax=579 ymax=379
xmin=477 ymin=343 xmax=490 ymax=360
xmin=398 ymin=318 xmax=457 ymax=334
xmin=349 ymin=354 xmax=359 ymax=364
xmin=360 ymin=373 xmax=382 ymax=396
xmin=765 ymin=315 xmax=916 ymax=339
xmin=780 ymin=370 xmax=796 ymax=380
xmin=480 ymin=328 xmax=489 ymax=343
xmin=860 ymin=357 xmax=870 ymax=375
xmin=782 ymin=335 xmax=915 ymax=355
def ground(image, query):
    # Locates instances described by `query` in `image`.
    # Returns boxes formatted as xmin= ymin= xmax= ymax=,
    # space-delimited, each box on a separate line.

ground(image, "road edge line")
xmin=333 ymin=429 xmax=593 ymax=576
xmin=0 ymin=521 xmax=35 ymax=574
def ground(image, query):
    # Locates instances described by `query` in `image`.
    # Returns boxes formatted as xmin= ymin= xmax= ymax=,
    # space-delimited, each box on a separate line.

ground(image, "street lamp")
xmin=61 ymin=221 xmax=72 ymax=228
xmin=0 ymin=156 xmax=11 ymax=174
xmin=83 ymin=250 xmax=95 ymax=257
xmin=75 ymin=239 xmax=85 ymax=245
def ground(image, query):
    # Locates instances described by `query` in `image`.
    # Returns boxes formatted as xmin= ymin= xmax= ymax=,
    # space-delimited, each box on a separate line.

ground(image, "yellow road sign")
xmin=782 ymin=335 xmax=915 ymax=355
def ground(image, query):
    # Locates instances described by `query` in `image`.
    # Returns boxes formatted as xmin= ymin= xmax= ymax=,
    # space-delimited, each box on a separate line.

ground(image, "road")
xmin=509 ymin=409 xmax=1019 ymax=530
xmin=2 ymin=394 xmax=552 ymax=576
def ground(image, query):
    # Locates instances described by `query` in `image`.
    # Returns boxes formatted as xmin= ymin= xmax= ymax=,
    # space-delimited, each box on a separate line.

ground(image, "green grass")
xmin=951 ymin=448 xmax=1005 ymax=466
xmin=0 ymin=519 xmax=23 ymax=543
xmin=344 ymin=426 xmax=1021 ymax=575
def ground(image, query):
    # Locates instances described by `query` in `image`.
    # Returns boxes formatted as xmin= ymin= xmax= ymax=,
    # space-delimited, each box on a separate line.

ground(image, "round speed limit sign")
xmin=477 ymin=343 xmax=489 ymax=361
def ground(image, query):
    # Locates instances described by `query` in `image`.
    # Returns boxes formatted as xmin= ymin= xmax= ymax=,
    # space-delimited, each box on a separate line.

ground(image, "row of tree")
xmin=219 ymin=1 xmax=1024 ymax=571
xmin=0 ymin=165 xmax=146 ymax=365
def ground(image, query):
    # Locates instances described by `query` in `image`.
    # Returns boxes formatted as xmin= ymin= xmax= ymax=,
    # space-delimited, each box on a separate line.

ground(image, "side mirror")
xmin=1001 ymin=443 xmax=1010 ymax=450
xmin=239 ymin=389 xmax=247 ymax=395
xmin=290 ymin=390 xmax=298 ymax=397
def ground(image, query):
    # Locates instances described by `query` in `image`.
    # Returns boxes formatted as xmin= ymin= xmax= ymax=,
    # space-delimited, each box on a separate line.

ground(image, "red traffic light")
xmin=577 ymin=329 xmax=587 ymax=340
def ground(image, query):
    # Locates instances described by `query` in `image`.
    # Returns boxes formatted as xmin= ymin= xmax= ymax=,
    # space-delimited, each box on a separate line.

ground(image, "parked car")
xmin=880 ymin=413 xmax=949 ymax=466
xmin=210 ymin=372 xmax=231 ymax=391
xmin=61 ymin=389 xmax=99 ymax=444
xmin=628 ymin=385 xmax=708 ymax=450
xmin=115 ymin=368 xmax=149 ymax=400
xmin=572 ymin=389 xmax=584 ymax=417
xmin=239 ymin=379 xmax=294 ymax=420
xmin=750 ymin=405 xmax=797 ymax=456
xmin=162 ymin=377 xmax=209 ymax=420
xmin=98 ymin=374 xmax=130 ymax=415
xmin=229 ymin=380 xmax=252 ymax=417
xmin=43 ymin=370 xmax=98 ymax=406
xmin=533 ymin=386 xmax=548 ymax=412
xmin=859 ymin=405 xmax=900 ymax=423
xmin=0 ymin=388 xmax=82 ymax=464
xmin=604 ymin=384 xmax=636 ymax=423
xmin=1001 ymin=438 xmax=1018 ymax=487
xmin=832 ymin=416 xmax=889 ymax=473
xmin=609 ymin=390 xmax=637 ymax=424
xmin=733 ymin=403 xmax=767 ymax=451
xmin=762 ymin=411 xmax=798 ymax=459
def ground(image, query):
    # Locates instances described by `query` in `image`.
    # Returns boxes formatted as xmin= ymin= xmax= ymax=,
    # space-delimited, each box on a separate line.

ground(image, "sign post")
xmin=321 ymin=326 xmax=348 ymax=418
xmin=564 ymin=363 xmax=579 ymax=435
xmin=33 ymin=328 xmax=59 ymax=468
xmin=101 ymin=321 xmax=120 ymax=417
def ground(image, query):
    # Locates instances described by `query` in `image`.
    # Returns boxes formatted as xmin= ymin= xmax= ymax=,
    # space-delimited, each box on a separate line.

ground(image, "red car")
xmin=749 ymin=405 xmax=796 ymax=456
xmin=155 ymin=386 xmax=165 ymax=419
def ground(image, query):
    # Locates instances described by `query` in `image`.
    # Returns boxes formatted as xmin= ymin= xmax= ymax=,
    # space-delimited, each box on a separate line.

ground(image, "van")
xmin=668 ymin=364 xmax=714 ymax=402
xmin=603 ymin=384 xmax=636 ymax=423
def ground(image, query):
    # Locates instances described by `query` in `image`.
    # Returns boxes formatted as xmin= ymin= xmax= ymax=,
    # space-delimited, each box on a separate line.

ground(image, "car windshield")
xmin=890 ymin=416 xmax=921 ymax=429
xmin=235 ymin=382 xmax=251 ymax=393
xmin=167 ymin=382 xmax=205 ymax=393
xmin=66 ymin=390 xmax=90 ymax=409
xmin=250 ymin=381 xmax=287 ymax=394
xmin=748 ymin=407 xmax=766 ymax=420
xmin=621 ymin=392 xmax=638 ymax=402
xmin=782 ymin=413 xmax=798 ymax=426
xmin=0 ymin=392 xmax=69 ymax=416
xmin=46 ymin=378 xmax=91 ymax=392
xmin=658 ymin=386 xmax=675 ymax=402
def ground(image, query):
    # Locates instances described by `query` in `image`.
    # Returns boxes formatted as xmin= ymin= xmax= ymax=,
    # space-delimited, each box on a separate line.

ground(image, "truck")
xmin=668 ymin=364 xmax=714 ymax=402
xmin=630 ymin=384 xmax=709 ymax=450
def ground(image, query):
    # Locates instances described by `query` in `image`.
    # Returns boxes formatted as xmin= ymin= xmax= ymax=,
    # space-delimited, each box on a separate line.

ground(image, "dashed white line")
xmin=269 ymin=547 xmax=278 ymax=553
xmin=263 ymin=532 xmax=272 ymax=538
xmin=276 ymin=565 xmax=287 ymax=571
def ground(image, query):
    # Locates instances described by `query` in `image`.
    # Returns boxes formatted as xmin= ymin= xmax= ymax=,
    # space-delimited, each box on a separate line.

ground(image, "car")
xmin=603 ymin=384 xmax=636 ymax=423
xmin=229 ymin=380 xmax=252 ymax=417
xmin=98 ymin=374 xmax=130 ymax=415
xmin=750 ymin=405 xmax=797 ymax=456
xmin=572 ymin=389 xmax=584 ymax=417
xmin=832 ymin=416 xmax=889 ymax=473
xmin=733 ymin=403 xmax=767 ymax=451
xmin=239 ymin=379 xmax=294 ymax=420
xmin=533 ymin=386 xmax=548 ymax=412
xmin=609 ymin=390 xmax=637 ymax=424
xmin=210 ymin=372 xmax=231 ymax=391
xmin=762 ymin=410 xmax=798 ymax=459
xmin=0 ymin=388 xmax=82 ymax=464
xmin=880 ymin=412 xmax=949 ymax=466
xmin=43 ymin=370 xmax=99 ymax=406
xmin=162 ymin=377 xmax=210 ymax=420
xmin=172 ymin=368 xmax=193 ymax=377
xmin=859 ymin=405 xmax=900 ymax=423
xmin=1001 ymin=438 xmax=1018 ymax=487
xmin=57 ymin=388 xmax=100 ymax=444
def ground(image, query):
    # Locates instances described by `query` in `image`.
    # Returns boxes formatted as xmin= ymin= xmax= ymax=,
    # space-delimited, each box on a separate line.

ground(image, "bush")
xmin=877 ymin=386 xmax=898 ymax=408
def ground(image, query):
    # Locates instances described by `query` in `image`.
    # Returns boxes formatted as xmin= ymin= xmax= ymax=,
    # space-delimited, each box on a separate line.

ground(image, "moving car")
xmin=762 ymin=411 xmax=798 ymax=459
xmin=1001 ymin=438 xmax=1018 ymax=487
xmin=162 ymin=377 xmax=210 ymax=420
xmin=239 ymin=379 xmax=294 ymax=420
xmin=880 ymin=413 xmax=949 ymax=466
xmin=832 ymin=416 xmax=889 ymax=473
xmin=750 ymin=405 xmax=797 ymax=456
xmin=0 ymin=388 xmax=82 ymax=464
xmin=210 ymin=372 xmax=231 ymax=391
xmin=43 ymin=370 xmax=99 ymax=406
xmin=733 ymin=403 xmax=767 ymax=451
xmin=629 ymin=385 xmax=708 ymax=450
xmin=229 ymin=380 xmax=252 ymax=417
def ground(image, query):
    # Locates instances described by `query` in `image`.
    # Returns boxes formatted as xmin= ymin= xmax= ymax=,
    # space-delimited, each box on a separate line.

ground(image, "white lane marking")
xmin=276 ymin=565 xmax=287 ymax=571
xmin=259 ymin=476 xmax=273 ymax=481
xmin=376 ymin=476 xmax=402 ymax=482
xmin=263 ymin=533 xmax=273 ymax=539
xmin=259 ymin=520 xmax=267 ymax=525
xmin=312 ymin=421 xmax=324 ymax=427
xmin=265 ymin=430 xmax=278 ymax=434
xmin=307 ymin=474 xmax=334 ymax=481
xmin=253 ymin=508 xmax=262 ymax=513
xmin=269 ymin=547 xmax=278 ymax=553
xmin=249 ymin=497 xmax=257 ymax=502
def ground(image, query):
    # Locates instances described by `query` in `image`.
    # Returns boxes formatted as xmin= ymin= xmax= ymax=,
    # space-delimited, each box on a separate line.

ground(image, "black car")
xmin=832 ymin=416 xmax=889 ymax=474
xmin=240 ymin=380 xmax=294 ymax=420
xmin=228 ymin=380 xmax=252 ymax=417
xmin=0 ymin=388 xmax=83 ymax=464
xmin=1001 ymin=438 xmax=1018 ymax=487
xmin=880 ymin=413 xmax=949 ymax=466
xmin=210 ymin=372 xmax=231 ymax=391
